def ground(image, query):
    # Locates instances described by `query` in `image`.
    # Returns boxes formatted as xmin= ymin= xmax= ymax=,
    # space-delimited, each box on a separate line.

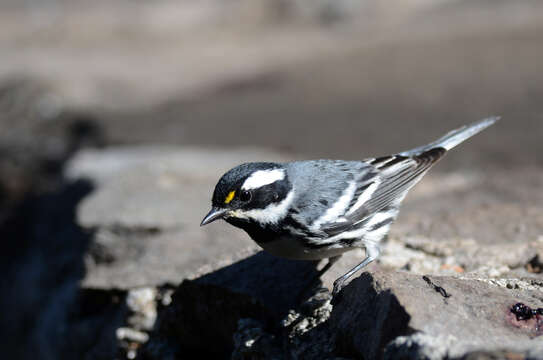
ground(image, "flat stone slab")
xmin=65 ymin=146 xmax=543 ymax=290
xmin=66 ymin=146 xmax=290 ymax=229
xmin=65 ymin=146 xmax=289 ymax=288
xmin=65 ymin=145 xmax=543 ymax=359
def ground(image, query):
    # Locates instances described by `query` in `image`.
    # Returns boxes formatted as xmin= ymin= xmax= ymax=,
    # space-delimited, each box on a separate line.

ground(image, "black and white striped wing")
xmin=320 ymin=148 xmax=446 ymax=237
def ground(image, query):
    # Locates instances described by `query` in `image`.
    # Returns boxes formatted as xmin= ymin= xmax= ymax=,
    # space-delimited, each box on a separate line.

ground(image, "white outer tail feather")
xmin=399 ymin=116 xmax=500 ymax=156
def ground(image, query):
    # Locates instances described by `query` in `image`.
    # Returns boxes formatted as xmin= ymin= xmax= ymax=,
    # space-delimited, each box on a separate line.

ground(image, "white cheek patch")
xmin=229 ymin=190 xmax=295 ymax=225
xmin=242 ymin=169 xmax=285 ymax=190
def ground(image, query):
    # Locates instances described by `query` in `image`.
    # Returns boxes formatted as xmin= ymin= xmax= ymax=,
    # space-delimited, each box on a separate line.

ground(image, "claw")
xmin=332 ymin=278 xmax=345 ymax=296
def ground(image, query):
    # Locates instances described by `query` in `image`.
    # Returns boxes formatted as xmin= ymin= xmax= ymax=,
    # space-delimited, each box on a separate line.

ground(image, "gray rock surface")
xmin=66 ymin=146 xmax=543 ymax=292
xmin=64 ymin=145 xmax=543 ymax=359
xmin=334 ymin=270 xmax=543 ymax=359
xmin=65 ymin=146 xmax=290 ymax=289
xmin=142 ymin=266 xmax=543 ymax=359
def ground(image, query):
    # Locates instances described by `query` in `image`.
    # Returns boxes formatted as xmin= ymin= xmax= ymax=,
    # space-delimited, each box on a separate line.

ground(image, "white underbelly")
xmin=256 ymin=236 xmax=360 ymax=260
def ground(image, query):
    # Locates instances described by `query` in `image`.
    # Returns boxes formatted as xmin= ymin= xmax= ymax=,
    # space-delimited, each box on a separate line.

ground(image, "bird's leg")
xmin=332 ymin=243 xmax=380 ymax=296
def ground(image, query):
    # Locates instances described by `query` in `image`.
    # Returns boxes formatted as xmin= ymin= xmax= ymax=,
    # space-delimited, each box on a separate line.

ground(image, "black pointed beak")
xmin=200 ymin=207 xmax=228 ymax=226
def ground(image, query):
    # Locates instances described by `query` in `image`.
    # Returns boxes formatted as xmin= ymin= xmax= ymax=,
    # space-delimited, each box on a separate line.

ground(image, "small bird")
xmin=201 ymin=117 xmax=499 ymax=295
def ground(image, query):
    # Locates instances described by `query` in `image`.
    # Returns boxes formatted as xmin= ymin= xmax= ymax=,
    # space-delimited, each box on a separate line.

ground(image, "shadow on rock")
xmin=142 ymin=266 xmax=543 ymax=359
xmin=0 ymin=180 xmax=113 ymax=360
xmin=141 ymin=252 xmax=322 ymax=358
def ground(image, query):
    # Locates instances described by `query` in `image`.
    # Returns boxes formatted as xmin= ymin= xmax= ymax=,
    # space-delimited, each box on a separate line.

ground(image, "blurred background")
xmin=0 ymin=0 xmax=542 ymax=359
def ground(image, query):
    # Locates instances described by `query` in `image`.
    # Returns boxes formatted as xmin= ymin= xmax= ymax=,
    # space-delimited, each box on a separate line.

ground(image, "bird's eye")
xmin=239 ymin=190 xmax=252 ymax=202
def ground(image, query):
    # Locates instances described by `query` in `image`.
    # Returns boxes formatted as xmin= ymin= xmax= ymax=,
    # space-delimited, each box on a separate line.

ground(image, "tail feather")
xmin=399 ymin=116 xmax=500 ymax=157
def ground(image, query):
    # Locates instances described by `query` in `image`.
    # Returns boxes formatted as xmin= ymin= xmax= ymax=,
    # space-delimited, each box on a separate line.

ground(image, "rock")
xmin=116 ymin=327 xmax=149 ymax=345
xmin=231 ymin=318 xmax=283 ymax=360
xmin=65 ymin=146 xmax=290 ymax=229
xmin=390 ymin=169 xmax=543 ymax=247
xmin=62 ymin=145 xmax=543 ymax=360
xmin=280 ymin=289 xmax=338 ymax=359
xmin=379 ymin=235 xmax=543 ymax=278
xmin=142 ymin=251 xmax=322 ymax=358
xmin=126 ymin=288 xmax=158 ymax=331
xmin=64 ymin=146 xmax=290 ymax=289
xmin=66 ymin=288 xmax=128 ymax=360
xmin=331 ymin=270 xmax=543 ymax=359
xmin=2 ymin=1 xmax=543 ymax=358
xmin=142 ymin=264 xmax=543 ymax=359
xmin=0 ymin=181 xmax=111 ymax=360
xmin=64 ymin=145 xmax=543 ymax=291
xmin=384 ymin=333 xmax=454 ymax=360
xmin=61 ymin=143 xmax=543 ymax=360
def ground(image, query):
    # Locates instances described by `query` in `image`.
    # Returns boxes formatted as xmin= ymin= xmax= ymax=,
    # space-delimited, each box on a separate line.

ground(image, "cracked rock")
xmin=330 ymin=270 xmax=543 ymax=359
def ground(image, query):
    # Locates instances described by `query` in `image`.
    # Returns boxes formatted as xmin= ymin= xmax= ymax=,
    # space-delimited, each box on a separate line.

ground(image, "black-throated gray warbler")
xmin=201 ymin=117 xmax=499 ymax=295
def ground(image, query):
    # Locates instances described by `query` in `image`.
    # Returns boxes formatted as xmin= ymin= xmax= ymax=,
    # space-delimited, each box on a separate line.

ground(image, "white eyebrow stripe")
xmin=242 ymin=169 xmax=285 ymax=190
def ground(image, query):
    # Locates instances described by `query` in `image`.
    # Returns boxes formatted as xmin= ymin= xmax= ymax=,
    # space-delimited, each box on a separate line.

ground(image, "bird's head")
xmin=200 ymin=162 xmax=294 ymax=226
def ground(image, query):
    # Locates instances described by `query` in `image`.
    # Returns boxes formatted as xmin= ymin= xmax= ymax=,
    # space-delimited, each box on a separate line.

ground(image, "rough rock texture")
xmin=334 ymin=271 xmax=543 ymax=359
xmin=65 ymin=146 xmax=289 ymax=289
xmin=164 ymin=252 xmax=324 ymax=352
xmin=63 ymin=145 xmax=543 ymax=359
xmin=66 ymin=146 xmax=543 ymax=291
xmin=2 ymin=1 xmax=543 ymax=359
xmin=142 ymin=266 xmax=543 ymax=359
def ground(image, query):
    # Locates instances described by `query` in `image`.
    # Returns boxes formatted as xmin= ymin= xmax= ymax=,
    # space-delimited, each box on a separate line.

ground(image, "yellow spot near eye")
xmin=224 ymin=191 xmax=236 ymax=204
